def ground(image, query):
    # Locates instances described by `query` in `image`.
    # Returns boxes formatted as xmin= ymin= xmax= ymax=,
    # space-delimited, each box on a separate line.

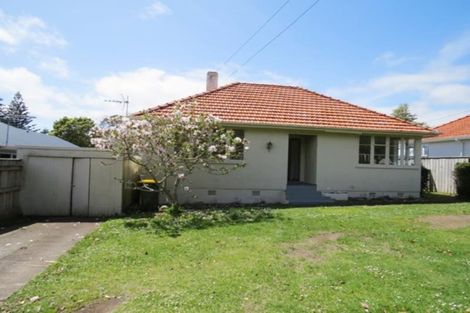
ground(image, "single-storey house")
xmin=143 ymin=72 xmax=434 ymax=204
xmin=422 ymin=115 xmax=470 ymax=157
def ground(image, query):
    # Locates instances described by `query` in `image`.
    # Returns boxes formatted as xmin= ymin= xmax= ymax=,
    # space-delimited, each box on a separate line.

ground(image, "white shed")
xmin=17 ymin=147 xmax=127 ymax=217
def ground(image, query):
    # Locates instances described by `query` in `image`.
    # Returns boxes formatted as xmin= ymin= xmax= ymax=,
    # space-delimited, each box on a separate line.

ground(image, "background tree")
xmin=50 ymin=117 xmax=95 ymax=147
xmin=0 ymin=97 xmax=5 ymax=124
xmin=2 ymin=92 xmax=36 ymax=131
xmin=391 ymin=103 xmax=429 ymax=127
xmin=391 ymin=103 xmax=417 ymax=123
xmin=91 ymin=103 xmax=248 ymax=208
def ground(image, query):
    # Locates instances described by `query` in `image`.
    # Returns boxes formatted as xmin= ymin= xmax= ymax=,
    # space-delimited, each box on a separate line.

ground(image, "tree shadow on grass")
xmin=123 ymin=207 xmax=277 ymax=237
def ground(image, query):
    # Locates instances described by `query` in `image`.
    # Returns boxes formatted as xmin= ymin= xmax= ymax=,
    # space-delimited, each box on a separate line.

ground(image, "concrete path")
xmin=0 ymin=219 xmax=99 ymax=300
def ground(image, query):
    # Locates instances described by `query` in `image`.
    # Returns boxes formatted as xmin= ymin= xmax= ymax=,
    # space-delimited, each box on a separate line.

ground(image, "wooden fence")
xmin=422 ymin=157 xmax=470 ymax=194
xmin=0 ymin=159 xmax=22 ymax=219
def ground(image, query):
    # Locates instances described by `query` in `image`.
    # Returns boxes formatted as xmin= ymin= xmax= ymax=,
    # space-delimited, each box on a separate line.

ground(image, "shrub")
xmin=421 ymin=166 xmax=431 ymax=194
xmin=125 ymin=208 xmax=275 ymax=237
xmin=454 ymin=162 xmax=470 ymax=198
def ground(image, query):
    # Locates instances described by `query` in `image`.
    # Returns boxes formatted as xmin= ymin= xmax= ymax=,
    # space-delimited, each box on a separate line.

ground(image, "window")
xmin=358 ymin=135 xmax=417 ymax=167
xmin=389 ymin=137 xmax=401 ymax=165
xmin=374 ymin=136 xmax=386 ymax=164
xmin=422 ymin=144 xmax=429 ymax=157
xmin=405 ymin=139 xmax=416 ymax=166
xmin=359 ymin=136 xmax=371 ymax=164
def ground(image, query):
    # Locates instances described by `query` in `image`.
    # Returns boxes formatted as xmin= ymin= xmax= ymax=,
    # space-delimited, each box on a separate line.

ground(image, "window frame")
xmin=358 ymin=135 xmax=372 ymax=164
xmin=373 ymin=136 xmax=387 ymax=165
xmin=357 ymin=135 xmax=418 ymax=168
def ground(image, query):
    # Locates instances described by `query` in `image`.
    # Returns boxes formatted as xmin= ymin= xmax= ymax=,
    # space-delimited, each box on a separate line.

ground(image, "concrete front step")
xmin=286 ymin=184 xmax=335 ymax=204
xmin=288 ymin=196 xmax=335 ymax=203
xmin=287 ymin=191 xmax=324 ymax=197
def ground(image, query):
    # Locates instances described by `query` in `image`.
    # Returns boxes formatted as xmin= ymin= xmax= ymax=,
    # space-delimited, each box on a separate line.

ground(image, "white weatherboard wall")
xmin=17 ymin=147 xmax=123 ymax=216
xmin=171 ymin=128 xmax=423 ymax=204
xmin=316 ymin=133 xmax=422 ymax=198
xmin=174 ymin=128 xmax=289 ymax=204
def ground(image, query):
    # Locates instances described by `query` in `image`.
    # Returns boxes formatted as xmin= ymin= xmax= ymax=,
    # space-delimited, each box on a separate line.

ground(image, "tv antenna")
xmin=105 ymin=95 xmax=130 ymax=116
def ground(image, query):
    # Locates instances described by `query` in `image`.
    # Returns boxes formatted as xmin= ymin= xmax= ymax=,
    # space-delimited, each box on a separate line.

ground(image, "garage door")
xmin=21 ymin=156 xmax=73 ymax=216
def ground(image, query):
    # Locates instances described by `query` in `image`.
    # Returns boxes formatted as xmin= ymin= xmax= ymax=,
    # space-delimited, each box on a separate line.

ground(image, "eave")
xmin=220 ymin=120 xmax=436 ymax=138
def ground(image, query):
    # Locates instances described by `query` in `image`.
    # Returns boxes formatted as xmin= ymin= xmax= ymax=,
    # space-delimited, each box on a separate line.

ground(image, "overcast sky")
xmin=1 ymin=0 xmax=470 ymax=129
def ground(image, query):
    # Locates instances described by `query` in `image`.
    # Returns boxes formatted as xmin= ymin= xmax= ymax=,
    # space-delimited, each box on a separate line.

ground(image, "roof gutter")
xmin=423 ymin=135 xmax=470 ymax=143
xmin=221 ymin=121 xmax=436 ymax=137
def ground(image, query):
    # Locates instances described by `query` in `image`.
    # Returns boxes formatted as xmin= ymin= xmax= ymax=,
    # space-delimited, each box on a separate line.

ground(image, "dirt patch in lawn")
xmin=418 ymin=215 xmax=470 ymax=229
xmin=285 ymin=232 xmax=343 ymax=262
xmin=75 ymin=297 xmax=122 ymax=313
xmin=242 ymin=298 xmax=264 ymax=313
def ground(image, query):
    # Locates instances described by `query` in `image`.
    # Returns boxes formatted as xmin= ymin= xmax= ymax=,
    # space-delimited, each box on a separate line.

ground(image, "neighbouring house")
xmin=143 ymin=72 xmax=434 ymax=204
xmin=421 ymin=115 xmax=470 ymax=194
xmin=422 ymin=115 xmax=470 ymax=157
xmin=0 ymin=122 xmax=77 ymax=158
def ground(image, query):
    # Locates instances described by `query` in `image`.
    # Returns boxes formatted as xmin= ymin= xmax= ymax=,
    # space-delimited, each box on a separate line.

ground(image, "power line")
xmin=425 ymin=108 xmax=470 ymax=125
xmin=428 ymin=109 xmax=470 ymax=121
xmin=220 ymin=0 xmax=291 ymax=67
xmin=229 ymin=0 xmax=321 ymax=78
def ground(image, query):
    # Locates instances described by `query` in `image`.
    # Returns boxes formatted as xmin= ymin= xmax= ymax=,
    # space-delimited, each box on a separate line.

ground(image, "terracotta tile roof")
xmin=432 ymin=115 xmax=470 ymax=139
xmin=141 ymin=82 xmax=433 ymax=135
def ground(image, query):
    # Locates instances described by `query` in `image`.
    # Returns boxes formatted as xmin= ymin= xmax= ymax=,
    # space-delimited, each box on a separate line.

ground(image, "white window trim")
xmin=370 ymin=136 xmax=375 ymax=164
xmin=400 ymin=138 xmax=405 ymax=166
xmin=358 ymin=135 xmax=419 ymax=168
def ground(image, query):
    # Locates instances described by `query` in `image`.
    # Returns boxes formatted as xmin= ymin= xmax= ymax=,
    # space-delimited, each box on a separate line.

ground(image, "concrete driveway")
xmin=0 ymin=219 xmax=99 ymax=300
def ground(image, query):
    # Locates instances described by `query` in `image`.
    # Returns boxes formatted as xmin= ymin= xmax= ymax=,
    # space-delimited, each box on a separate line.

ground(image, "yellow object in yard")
xmin=138 ymin=179 xmax=158 ymax=184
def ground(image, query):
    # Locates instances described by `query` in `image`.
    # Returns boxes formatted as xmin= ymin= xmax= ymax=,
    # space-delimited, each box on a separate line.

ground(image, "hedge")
xmin=455 ymin=162 xmax=470 ymax=198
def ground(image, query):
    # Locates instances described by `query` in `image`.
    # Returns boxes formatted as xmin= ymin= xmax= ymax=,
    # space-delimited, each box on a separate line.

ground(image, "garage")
xmin=17 ymin=147 xmax=128 ymax=217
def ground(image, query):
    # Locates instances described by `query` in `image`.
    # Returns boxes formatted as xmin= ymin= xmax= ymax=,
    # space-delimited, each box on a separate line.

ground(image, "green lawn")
xmin=2 ymin=203 xmax=470 ymax=313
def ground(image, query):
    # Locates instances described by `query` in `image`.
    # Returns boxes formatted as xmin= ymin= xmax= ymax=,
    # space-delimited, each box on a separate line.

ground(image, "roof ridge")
xmin=235 ymin=81 xmax=306 ymax=90
xmin=434 ymin=114 xmax=470 ymax=130
xmin=138 ymin=82 xmax=241 ymax=115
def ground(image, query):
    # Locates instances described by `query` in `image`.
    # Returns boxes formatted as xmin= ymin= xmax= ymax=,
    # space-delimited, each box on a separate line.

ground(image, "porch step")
xmin=286 ymin=184 xmax=335 ymax=204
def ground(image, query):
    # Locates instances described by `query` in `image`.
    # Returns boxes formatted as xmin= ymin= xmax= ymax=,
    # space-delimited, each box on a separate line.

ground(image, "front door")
xmin=288 ymin=138 xmax=301 ymax=182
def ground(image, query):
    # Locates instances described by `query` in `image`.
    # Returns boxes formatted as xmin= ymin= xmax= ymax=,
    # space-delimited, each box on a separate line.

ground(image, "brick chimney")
xmin=206 ymin=71 xmax=218 ymax=92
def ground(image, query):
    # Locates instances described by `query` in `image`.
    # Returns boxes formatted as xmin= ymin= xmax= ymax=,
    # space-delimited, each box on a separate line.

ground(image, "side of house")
xmin=422 ymin=137 xmax=470 ymax=157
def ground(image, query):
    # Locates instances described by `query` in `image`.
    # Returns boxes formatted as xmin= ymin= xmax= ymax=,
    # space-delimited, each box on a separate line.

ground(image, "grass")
xmin=1 ymin=203 xmax=470 ymax=313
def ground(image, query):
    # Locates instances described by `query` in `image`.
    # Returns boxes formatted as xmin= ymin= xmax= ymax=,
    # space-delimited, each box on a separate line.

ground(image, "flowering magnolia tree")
xmin=90 ymin=103 xmax=248 ymax=207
